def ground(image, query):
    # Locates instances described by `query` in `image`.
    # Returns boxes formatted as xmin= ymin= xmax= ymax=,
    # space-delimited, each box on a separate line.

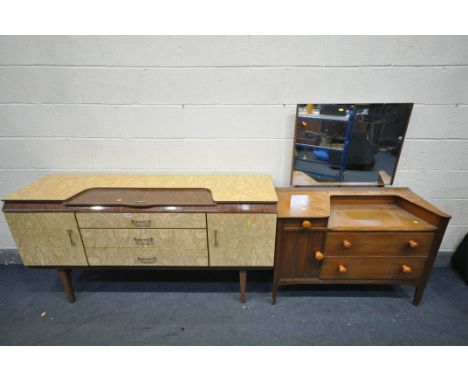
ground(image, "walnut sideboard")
xmin=2 ymin=174 xmax=277 ymax=303
xmin=273 ymin=187 xmax=451 ymax=305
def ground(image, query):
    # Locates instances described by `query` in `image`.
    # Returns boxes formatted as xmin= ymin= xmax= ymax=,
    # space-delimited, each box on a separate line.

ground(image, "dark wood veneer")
xmin=2 ymin=201 xmax=276 ymax=214
xmin=272 ymin=187 xmax=450 ymax=305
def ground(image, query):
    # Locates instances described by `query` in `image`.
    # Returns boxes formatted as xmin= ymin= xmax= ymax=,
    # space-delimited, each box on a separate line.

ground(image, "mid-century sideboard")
xmin=2 ymin=174 xmax=278 ymax=303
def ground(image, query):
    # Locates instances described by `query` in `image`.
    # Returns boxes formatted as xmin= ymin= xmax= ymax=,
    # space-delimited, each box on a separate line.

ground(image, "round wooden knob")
xmin=302 ymin=220 xmax=312 ymax=229
xmin=402 ymin=265 xmax=412 ymax=274
xmin=342 ymin=240 xmax=352 ymax=249
xmin=314 ymin=251 xmax=325 ymax=261
xmin=408 ymin=240 xmax=419 ymax=249
xmin=338 ymin=264 xmax=347 ymax=273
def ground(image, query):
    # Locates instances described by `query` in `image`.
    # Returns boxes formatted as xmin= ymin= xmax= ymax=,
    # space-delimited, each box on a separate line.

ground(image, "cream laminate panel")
xmin=3 ymin=174 xmax=277 ymax=203
xmin=4 ymin=213 xmax=88 ymax=266
xmin=76 ymin=213 xmax=206 ymax=229
xmin=207 ymin=213 xmax=277 ymax=266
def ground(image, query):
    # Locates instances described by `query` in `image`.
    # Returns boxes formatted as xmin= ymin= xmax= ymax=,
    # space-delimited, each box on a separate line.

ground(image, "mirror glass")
xmin=291 ymin=103 xmax=413 ymax=186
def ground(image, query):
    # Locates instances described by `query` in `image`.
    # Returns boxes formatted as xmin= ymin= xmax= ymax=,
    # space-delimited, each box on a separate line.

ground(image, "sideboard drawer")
xmin=86 ymin=248 xmax=208 ymax=266
xmin=81 ymin=228 xmax=207 ymax=249
xmin=325 ymin=232 xmax=434 ymax=256
xmin=320 ymin=256 xmax=426 ymax=280
xmin=81 ymin=229 xmax=208 ymax=266
xmin=76 ymin=213 xmax=206 ymax=229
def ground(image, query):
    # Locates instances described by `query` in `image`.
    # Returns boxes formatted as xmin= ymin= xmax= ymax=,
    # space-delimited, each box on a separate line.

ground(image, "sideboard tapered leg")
xmin=239 ymin=270 xmax=247 ymax=303
xmin=58 ymin=269 xmax=75 ymax=303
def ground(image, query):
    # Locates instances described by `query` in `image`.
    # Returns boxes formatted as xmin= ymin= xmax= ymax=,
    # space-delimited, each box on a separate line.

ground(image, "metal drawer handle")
xmin=131 ymin=219 xmax=152 ymax=227
xmin=138 ymin=256 xmax=157 ymax=263
xmin=214 ymin=230 xmax=219 ymax=247
xmin=67 ymin=229 xmax=76 ymax=246
xmin=133 ymin=237 xmax=154 ymax=245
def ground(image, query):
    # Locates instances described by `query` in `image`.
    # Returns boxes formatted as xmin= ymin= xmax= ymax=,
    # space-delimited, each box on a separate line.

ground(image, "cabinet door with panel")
xmin=5 ymin=213 xmax=88 ymax=266
xmin=207 ymin=213 xmax=277 ymax=266
xmin=276 ymin=223 xmax=326 ymax=279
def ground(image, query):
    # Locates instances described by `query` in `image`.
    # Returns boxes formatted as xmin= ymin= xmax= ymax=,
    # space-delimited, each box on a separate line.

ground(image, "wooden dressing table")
xmin=273 ymin=187 xmax=450 ymax=305
xmin=2 ymin=174 xmax=277 ymax=303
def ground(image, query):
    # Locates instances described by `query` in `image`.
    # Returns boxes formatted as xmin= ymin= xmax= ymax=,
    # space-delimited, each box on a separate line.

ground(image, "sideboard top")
xmin=3 ymin=174 xmax=278 ymax=203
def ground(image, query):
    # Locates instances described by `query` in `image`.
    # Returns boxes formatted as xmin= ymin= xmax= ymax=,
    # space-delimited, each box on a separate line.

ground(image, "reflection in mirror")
xmin=291 ymin=103 xmax=413 ymax=186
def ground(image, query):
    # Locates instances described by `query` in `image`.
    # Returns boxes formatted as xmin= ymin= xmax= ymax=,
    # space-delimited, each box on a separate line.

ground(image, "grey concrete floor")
xmin=1 ymin=265 xmax=467 ymax=345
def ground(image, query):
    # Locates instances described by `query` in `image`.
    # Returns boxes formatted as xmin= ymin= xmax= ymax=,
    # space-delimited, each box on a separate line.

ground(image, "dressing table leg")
xmin=239 ymin=270 xmax=247 ymax=303
xmin=272 ymin=283 xmax=277 ymax=305
xmin=58 ymin=269 xmax=75 ymax=303
xmin=412 ymin=284 xmax=426 ymax=306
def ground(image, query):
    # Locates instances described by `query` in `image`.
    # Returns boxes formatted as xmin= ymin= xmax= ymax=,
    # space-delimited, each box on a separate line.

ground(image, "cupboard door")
xmin=277 ymin=228 xmax=326 ymax=279
xmin=5 ymin=213 xmax=88 ymax=266
xmin=207 ymin=213 xmax=276 ymax=266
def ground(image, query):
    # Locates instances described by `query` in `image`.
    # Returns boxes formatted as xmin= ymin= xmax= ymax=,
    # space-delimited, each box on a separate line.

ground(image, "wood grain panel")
xmin=86 ymin=248 xmax=208 ymax=266
xmin=320 ymin=256 xmax=426 ymax=280
xmin=76 ymin=213 xmax=206 ymax=229
xmin=277 ymin=229 xmax=326 ymax=279
xmin=329 ymin=200 xmax=436 ymax=231
xmin=207 ymin=213 xmax=277 ymax=266
xmin=4 ymin=213 xmax=88 ymax=266
xmin=282 ymin=218 xmax=328 ymax=230
xmin=325 ymin=232 xmax=434 ymax=256
xmin=276 ymin=187 xmax=450 ymax=219
xmin=3 ymin=201 xmax=276 ymax=214
xmin=80 ymin=228 xmax=208 ymax=250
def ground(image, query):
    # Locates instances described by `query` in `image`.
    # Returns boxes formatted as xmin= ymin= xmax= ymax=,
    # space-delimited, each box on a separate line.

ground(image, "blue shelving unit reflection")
xmin=295 ymin=106 xmax=356 ymax=181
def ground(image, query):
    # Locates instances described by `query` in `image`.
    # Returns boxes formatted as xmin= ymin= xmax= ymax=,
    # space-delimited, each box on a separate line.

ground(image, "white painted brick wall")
xmin=0 ymin=36 xmax=467 ymax=252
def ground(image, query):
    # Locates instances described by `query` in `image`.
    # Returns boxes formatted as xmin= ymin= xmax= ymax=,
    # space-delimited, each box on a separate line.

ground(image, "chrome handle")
xmin=67 ymin=229 xmax=76 ymax=246
xmin=138 ymin=256 xmax=157 ymax=263
xmin=214 ymin=230 xmax=219 ymax=247
xmin=133 ymin=237 xmax=154 ymax=245
xmin=131 ymin=219 xmax=152 ymax=228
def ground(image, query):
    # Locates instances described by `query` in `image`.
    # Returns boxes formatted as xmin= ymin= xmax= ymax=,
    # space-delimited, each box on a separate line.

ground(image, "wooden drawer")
xmin=282 ymin=218 xmax=328 ymax=230
xmin=325 ymin=232 xmax=434 ymax=257
xmin=320 ymin=256 xmax=426 ymax=280
xmin=76 ymin=213 xmax=206 ymax=229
